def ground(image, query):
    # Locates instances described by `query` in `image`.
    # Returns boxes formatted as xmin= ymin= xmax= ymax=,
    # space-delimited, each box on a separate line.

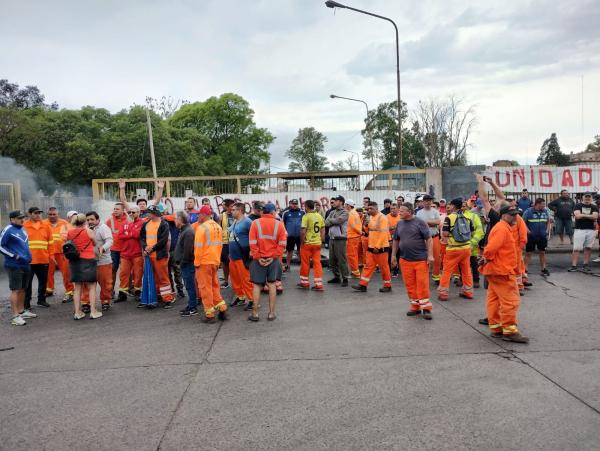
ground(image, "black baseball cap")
xmin=290 ymin=199 xmax=299 ymax=204
xmin=28 ymin=206 xmax=42 ymax=214
xmin=9 ymin=210 xmax=26 ymax=219
xmin=500 ymin=205 xmax=519 ymax=215
xmin=422 ymin=194 xmax=433 ymax=201
xmin=332 ymin=195 xmax=345 ymax=203
xmin=583 ymin=192 xmax=593 ymax=197
xmin=450 ymin=198 xmax=463 ymax=209
xmin=147 ymin=205 xmax=162 ymax=216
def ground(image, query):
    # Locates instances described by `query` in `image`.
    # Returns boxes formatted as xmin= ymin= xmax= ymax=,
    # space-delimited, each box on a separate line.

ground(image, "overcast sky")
xmin=3 ymin=0 xmax=600 ymax=170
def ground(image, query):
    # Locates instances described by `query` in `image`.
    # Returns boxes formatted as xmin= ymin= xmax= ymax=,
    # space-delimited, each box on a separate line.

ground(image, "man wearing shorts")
xmin=548 ymin=190 xmax=575 ymax=245
xmin=569 ymin=193 xmax=599 ymax=272
xmin=523 ymin=198 xmax=551 ymax=276
xmin=0 ymin=211 xmax=36 ymax=325
xmin=248 ymin=203 xmax=287 ymax=322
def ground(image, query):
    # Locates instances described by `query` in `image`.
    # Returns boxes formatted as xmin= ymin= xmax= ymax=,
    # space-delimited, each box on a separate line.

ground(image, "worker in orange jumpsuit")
xmin=117 ymin=206 xmax=145 ymax=303
xmin=228 ymin=202 xmax=254 ymax=306
xmin=480 ymin=204 xmax=529 ymax=343
xmin=106 ymin=202 xmax=128 ymax=295
xmin=248 ymin=203 xmax=287 ymax=321
xmin=345 ymin=199 xmax=362 ymax=278
xmin=195 ymin=205 xmax=228 ymax=323
xmin=140 ymin=205 xmax=174 ymax=307
xmin=438 ymin=198 xmax=475 ymax=301
xmin=44 ymin=207 xmax=74 ymax=302
xmin=391 ymin=202 xmax=434 ymax=319
xmin=386 ymin=203 xmax=401 ymax=277
xmin=355 ymin=207 xmax=365 ymax=267
xmin=352 ymin=201 xmax=392 ymax=293
xmin=298 ymin=200 xmax=326 ymax=290
xmin=513 ymin=212 xmax=529 ymax=294
xmin=24 ymin=206 xmax=54 ymax=309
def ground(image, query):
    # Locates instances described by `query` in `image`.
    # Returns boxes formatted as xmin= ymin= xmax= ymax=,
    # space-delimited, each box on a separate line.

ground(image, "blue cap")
xmin=263 ymin=203 xmax=276 ymax=213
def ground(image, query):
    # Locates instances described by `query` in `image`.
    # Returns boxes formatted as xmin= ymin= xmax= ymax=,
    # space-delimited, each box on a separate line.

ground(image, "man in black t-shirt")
xmin=548 ymin=190 xmax=575 ymax=245
xmin=569 ymin=193 xmax=599 ymax=272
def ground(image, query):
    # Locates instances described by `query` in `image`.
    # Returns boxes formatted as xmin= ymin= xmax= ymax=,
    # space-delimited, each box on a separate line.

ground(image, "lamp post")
xmin=330 ymin=94 xmax=374 ymax=171
xmin=325 ymin=0 xmax=403 ymax=169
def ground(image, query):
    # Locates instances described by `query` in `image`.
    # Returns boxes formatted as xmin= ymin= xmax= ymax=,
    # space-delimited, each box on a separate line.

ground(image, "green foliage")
xmin=0 ymin=82 xmax=274 ymax=192
xmin=537 ymin=133 xmax=570 ymax=166
xmin=361 ymin=100 xmax=425 ymax=169
xmin=585 ymin=135 xmax=600 ymax=152
xmin=286 ymin=127 xmax=329 ymax=172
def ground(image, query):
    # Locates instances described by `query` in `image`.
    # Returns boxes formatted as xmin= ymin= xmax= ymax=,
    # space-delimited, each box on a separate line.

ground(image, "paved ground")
xmin=1 ymin=253 xmax=599 ymax=451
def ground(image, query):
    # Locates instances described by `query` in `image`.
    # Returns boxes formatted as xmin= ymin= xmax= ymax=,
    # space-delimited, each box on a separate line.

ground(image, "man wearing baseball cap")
xmin=1 ymin=211 xmax=36 ymax=325
xmin=345 ymin=199 xmax=362 ymax=278
xmin=23 ymin=206 xmax=54 ymax=309
xmin=479 ymin=202 xmax=529 ymax=343
xmin=324 ymin=195 xmax=350 ymax=286
xmin=569 ymin=192 xmax=599 ymax=272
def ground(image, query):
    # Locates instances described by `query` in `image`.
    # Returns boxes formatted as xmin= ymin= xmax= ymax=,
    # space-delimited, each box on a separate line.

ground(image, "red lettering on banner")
xmin=512 ymin=168 xmax=525 ymax=187
xmin=539 ymin=169 xmax=553 ymax=187
xmin=530 ymin=167 xmax=535 ymax=186
xmin=495 ymin=171 xmax=510 ymax=187
xmin=561 ymin=169 xmax=574 ymax=187
xmin=578 ymin=168 xmax=592 ymax=186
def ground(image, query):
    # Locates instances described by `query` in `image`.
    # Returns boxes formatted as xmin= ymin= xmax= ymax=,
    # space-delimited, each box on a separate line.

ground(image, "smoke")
xmin=0 ymin=156 xmax=40 ymax=201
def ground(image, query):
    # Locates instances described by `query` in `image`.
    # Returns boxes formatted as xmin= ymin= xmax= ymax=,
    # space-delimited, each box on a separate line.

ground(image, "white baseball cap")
xmin=66 ymin=210 xmax=78 ymax=218
xmin=346 ymin=199 xmax=355 ymax=207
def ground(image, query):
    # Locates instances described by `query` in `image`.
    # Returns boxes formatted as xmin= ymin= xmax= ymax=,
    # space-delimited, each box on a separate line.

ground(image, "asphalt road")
xmin=1 ymin=253 xmax=599 ymax=451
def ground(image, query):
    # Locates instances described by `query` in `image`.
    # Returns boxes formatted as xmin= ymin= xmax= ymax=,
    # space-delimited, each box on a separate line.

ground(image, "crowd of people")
xmin=2 ymin=176 xmax=599 ymax=343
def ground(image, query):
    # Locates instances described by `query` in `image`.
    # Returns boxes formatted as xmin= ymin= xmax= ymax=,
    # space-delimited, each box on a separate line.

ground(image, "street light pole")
xmin=330 ymin=94 xmax=375 ymax=171
xmin=325 ymin=1 xmax=403 ymax=169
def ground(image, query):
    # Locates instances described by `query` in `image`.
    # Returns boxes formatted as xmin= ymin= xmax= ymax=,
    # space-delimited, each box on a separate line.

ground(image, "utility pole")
xmin=146 ymin=107 xmax=158 ymax=179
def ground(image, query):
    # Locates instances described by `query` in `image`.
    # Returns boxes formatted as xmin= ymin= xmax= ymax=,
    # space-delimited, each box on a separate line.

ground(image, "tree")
xmin=411 ymin=96 xmax=476 ymax=167
xmin=286 ymin=127 xmax=329 ymax=173
xmin=331 ymin=155 xmax=358 ymax=172
xmin=537 ymin=133 xmax=569 ymax=166
xmin=144 ymin=96 xmax=189 ymax=119
xmin=169 ymin=93 xmax=273 ymax=176
xmin=585 ymin=135 xmax=600 ymax=152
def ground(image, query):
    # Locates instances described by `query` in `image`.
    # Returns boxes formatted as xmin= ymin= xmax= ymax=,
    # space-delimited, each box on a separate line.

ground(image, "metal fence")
xmin=0 ymin=180 xmax=20 ymax=227
xmin=92 ymin=170 xmax=427 ymax=203
xmin=22 ymin=196 xmax=94 ymax=217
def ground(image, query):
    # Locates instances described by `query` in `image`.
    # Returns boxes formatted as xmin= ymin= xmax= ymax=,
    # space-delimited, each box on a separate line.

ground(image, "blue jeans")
xmin=180 ymin=263 xmax=197 ymax=310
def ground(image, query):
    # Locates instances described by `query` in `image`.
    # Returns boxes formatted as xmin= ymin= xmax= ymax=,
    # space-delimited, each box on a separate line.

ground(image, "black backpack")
xmin=63 ymin=229 xmax=90 ymax=261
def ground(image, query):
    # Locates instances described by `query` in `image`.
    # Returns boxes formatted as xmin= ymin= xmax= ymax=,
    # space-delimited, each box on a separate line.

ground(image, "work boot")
xmin=201 ymin=316 xmax=217 ymax=324
xmin=479 ymin=318 xmax=489 ymax=325
xmin=502 ymin=333 xmax=529 ymax=344
xmin=490 ymin=330 xmax=503 ymax=338
xmin=217 ymin=310 xmax=229 ymax=321
xmin=406 ymin=310 xmax=421 ymax=317
xmin=379 ymin=286 xmax=392 ymax=293
xmin=341 ymin=279 xmax=348 ymax=287
xmin=422 ymin=310 xmax=432 ymax=320
xmin=328 ymin=277 xmax=341 ymax=284
xmin=115 ymin=291 xmax=128 ymax=303
xmin=351 ymin=284 xmax=367 ymax=292
xmin=244 ymin=301 xmax=254 ymax=311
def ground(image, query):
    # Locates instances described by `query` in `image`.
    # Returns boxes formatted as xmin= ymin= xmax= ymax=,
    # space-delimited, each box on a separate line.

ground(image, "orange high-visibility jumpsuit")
xmin=144 ymin=220 xmax=174 ymax=302
xmin=400 ymin=259 xmax=432 ymax=312
xmin=438 ymin=213 xmax=473 ymax=300
xmin=512 ymin=214 xmax=528 ymax=290
xmin=386 ymin=213 xmax=401 ymax=270
xmin=346 ymin=208 xmax=362 ymax=277
xmin=45 ymin=218 xmax=74 ymax=296
xmin=299 ymin=212 xmax=325 ymax=289
xmin=359 ymin=212 xmax=392 ymax=289
xmin=481 ymin=220 xmax=522 ymax=336
xmin=194 ymin=219 xmax=227 ymax=318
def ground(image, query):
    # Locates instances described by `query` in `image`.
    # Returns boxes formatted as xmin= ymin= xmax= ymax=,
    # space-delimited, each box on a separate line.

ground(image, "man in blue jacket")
xmin=0 ymin=210 xmax=36 ymax=325
xmin=523 ymin=198 xmax=552 ymax=277
xmin=282 ymin=199 xmax=304 ymax=272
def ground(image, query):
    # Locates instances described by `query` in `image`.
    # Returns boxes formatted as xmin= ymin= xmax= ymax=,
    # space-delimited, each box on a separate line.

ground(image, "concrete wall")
xmin=425 ymin=168 xmax=443 ymax=199
xmin=442 ymin=165 xmax=485 ymax=201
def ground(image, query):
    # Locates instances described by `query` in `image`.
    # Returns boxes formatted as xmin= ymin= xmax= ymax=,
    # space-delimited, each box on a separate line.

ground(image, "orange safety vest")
xmin=145 ymin=220 xmax=160 ymax=248
xmin=44 ymin=218 xmax=69 ymax=254
xmin=249 ymin=215 xmax=288 ymax=259
xmin=367 ymin=212 xmax=390 ymax=249
xmin=347 ymin=209 xmax=362 ymax=239
xmin=194 ymin=219 xmax=223 ymax=266
xmin=23 ymin=219 xmax=53 ymax=264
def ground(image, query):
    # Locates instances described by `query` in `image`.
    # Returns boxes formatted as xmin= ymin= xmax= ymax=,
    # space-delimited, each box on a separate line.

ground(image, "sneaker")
xmin=230 ymin=297 xmax=246 ymax=306
xmin=327 ymin=277 xmax=341 ymax=284
xmin=90 ymin=311 xmax=103 ymax=319
xmin=101 ymin=304 xmax=110 ymax=311
xmin=20 ymin=309 xmax=37 ymax=319
xmin=592 ymin=257 xmax=600 ymax=263
xmin=36 ymin=300 xmax=50 ymax=308
xmin=82 ymin=304 xmax=91 ymax=314
xmin=62 ymin=294 xmax=73 ymax=303
xmin=244 ymin=301 xmax=254 ymax=311
xmin=379 ymin=286 xmax=392 ymax=293
xmin=220 ymin=281 xmax=229 ymax=288
xmin=502 ymin=332 xmax=529 ymax=344
xmin=422 ymin=310 xmax=432 ymax=320
xmin=490 ymin=330 xmax=503 ymax=338
xmin=582 ymin=265 xmax=591 ymax=273
xmin=351 ymin=284 xmax=367 ymax=292
xmin=541 ymin=268 xmax=550 ymax=276
xmin=406 ymin=310 xmax=421 ymax=317
xmin=11 ymin=315 xmax=26 ymax=326
xmin=180 ymin=308 xmax=198 ymax=317
xmin=73 ymin=312 xmax=85 ymax=320
xmin=568 ymin=266 xmax=578 ymax=272
xmin=478 ymin=318 xmax=489 ymax=325
xmin=341 ymin=279 xmax=348 ymax=287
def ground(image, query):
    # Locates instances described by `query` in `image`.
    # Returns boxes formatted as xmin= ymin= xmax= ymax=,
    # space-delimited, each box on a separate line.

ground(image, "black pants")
xmin=25 ymin=264 xmax=49 ymax=309
xmin=168 ymin=255 xmax=184 ymax=293
xmin=470 ymin=256 xmax=480 ymax=283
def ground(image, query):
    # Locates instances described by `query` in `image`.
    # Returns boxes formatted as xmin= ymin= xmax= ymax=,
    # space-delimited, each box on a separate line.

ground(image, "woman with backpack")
xmin=66 ymin=213 xmax=101 ymax=320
